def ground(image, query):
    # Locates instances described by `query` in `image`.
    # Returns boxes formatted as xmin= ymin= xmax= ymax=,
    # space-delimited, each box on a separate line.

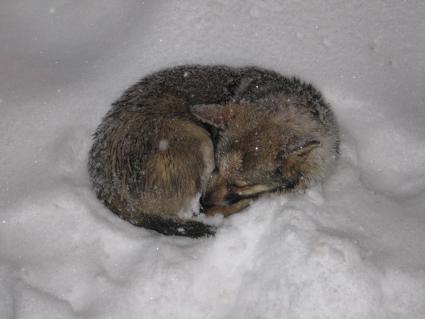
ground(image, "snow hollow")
xmin=1 ymin=1 xmax=425 ymax=318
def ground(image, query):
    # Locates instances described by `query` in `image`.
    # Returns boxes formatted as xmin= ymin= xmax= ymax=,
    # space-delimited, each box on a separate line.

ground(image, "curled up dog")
xmin=88 ymin=65 xmax=339 ymax=237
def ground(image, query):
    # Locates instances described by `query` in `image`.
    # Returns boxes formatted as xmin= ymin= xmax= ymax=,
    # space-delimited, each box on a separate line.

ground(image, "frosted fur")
xmin=88 ymin=65 xmax=339 ymax=237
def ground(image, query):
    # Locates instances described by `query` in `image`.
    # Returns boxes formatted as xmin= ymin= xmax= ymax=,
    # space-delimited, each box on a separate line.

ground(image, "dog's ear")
xmin=190 ymin=104 xmax=237 ymax=129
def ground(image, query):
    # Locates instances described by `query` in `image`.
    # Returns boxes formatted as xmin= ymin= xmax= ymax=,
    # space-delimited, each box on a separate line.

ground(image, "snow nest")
xmin=1 ymin=1 xmax=425 ymax=318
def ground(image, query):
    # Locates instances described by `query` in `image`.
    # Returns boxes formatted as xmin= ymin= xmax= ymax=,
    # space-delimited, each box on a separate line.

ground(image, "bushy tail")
xmin=131 ymin=215 xmax=216 ymax=238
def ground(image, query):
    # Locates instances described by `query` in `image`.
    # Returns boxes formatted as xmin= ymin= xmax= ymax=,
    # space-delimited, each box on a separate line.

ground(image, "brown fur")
xmin=193 ymin=92 xmax=338 ymax=215
xmin=88 ymin=65 xmax=339 ymax=237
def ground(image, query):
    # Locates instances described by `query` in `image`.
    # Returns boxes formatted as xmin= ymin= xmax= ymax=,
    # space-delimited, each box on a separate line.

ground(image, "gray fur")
xmin=88 ymin=65 xmax=339 ymax=237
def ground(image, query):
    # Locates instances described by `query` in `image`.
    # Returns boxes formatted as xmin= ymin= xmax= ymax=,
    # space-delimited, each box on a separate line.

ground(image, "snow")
xmin=1 ymin=0 xmax=425 ymax=318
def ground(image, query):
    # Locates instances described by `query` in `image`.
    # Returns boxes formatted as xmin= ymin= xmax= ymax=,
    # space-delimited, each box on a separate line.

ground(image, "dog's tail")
xmin=131 ymin=215 xmax=216 ymax=238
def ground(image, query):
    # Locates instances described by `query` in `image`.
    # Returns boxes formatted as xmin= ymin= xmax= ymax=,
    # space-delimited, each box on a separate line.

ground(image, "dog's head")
xmin=191 ymin=93 xmax=337 ymax=210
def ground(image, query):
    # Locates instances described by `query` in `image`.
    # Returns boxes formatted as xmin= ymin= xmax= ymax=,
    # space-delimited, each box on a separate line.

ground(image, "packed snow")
xmin=1 ymin=0 xmax=425 ymax=318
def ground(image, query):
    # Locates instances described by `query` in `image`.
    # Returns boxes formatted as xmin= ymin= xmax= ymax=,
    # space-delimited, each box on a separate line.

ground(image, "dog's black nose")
xmin=200 ymin=191 xmax=241 ymax=211
xmin=200 ymin=193 xmax=214 ymax=210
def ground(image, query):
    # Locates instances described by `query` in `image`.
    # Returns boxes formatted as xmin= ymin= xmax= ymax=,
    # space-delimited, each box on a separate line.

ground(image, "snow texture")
xmin=1 ymin=0 xmax=425 ymax=318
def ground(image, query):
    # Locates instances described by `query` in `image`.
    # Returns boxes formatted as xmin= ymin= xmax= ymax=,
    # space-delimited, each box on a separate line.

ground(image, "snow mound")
xmin=1 ymin=0 xmax=425 ymax=318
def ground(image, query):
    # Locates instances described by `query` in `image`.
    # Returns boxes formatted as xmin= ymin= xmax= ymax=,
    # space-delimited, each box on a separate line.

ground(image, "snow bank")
xmin=1 ymin=0 xmax=425 ymax=318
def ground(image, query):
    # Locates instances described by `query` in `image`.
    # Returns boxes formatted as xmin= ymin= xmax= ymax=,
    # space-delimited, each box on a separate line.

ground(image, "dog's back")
xmin=89 ymin=65 xmax=242 ymax=237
